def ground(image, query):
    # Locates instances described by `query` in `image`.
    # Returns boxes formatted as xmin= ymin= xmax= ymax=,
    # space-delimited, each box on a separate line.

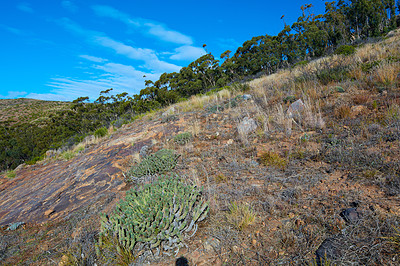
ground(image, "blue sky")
xmin=0 ymin=1 xmax=326 ymax=101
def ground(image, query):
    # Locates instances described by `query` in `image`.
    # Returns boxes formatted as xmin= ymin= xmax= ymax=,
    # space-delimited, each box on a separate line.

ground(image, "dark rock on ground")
xmin=315 ymin=237 xmax=341 ymax=266
xmin=340 ymin=208 xmax=362 ymax=224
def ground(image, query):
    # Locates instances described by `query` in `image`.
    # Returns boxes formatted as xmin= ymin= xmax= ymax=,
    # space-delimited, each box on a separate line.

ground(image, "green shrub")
xmin=316 ymin=67 xmax=350 ymax=85
xmin=294 ymin=60 xmax=309 ymax=67
xmin=260 ymin=151 xmax=288 ymax=170
xmin=98 ymin=174 xmax=209 ymax=257
xmin=94 ymin=127 xmax=108 ymax=138
xmin=125 ymin=149 xmax=180 ymax=182
xmin=335 ymin=45 xmax=356 ymax=56
xmin=232 ymin=82 xmax=250 ymax=92
xmin=361 ymin=60 xmax=381 ymax=73
xmin=174 ymin=132 xmax=193 ymax=145
xmin=5 ymin=170 xmax=16 ymax=179
xmin=205 ymin=87 xmax=224 ymax=96
xmin=61 ymin=150 xmax=76 ymax=161
xmin=334 ymin=86 xmax=345 ymax=93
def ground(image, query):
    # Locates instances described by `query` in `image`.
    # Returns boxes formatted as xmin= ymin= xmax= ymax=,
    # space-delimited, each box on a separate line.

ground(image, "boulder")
xmin=287 ymin=99 xmax=304 ymax=118
xmin=237 ymin=117 xmax=257 ymax=136
xmin=162 ymin=106 xmax=175 ymax=117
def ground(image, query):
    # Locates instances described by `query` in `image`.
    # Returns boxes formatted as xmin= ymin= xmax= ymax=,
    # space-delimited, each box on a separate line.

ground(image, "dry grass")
xmin=352 ymin=93 xmax=371 ymax=105
xmin=225 ymin=202 xmax=256 ymax=231
xmin=335 ymin=105 xmax=352 ymax=119
xmin=372 ymin=61 xmax=400 ymax=86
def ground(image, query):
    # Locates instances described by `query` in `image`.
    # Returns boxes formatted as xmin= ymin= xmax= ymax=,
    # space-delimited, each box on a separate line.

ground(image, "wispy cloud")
xmin=92 ymin=5 xmax=193 ymax=45
xmin=58 ymin=18 xmax=181 ymax=73
xmin=79 ymin=54 xmax=108 ymax=63
xmin=43 ymin=61 xmax=161 ymax=101
xmin=61 ymin=1 xmax=78 ymax=13
xmin=0 ymin=91 xmax=27 ymax=99
xmin=170 ymin=45 xmax=206 ymax=61
xmin=0 ymin=24 xmax=30 ymax=36
xmin=17 ymin=2 xmax=34 ymax=13
xmin=93 ymin=36 xmax=181 ymax=72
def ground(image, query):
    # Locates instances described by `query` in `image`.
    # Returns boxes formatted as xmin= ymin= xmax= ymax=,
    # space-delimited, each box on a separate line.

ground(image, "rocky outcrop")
xmin=0 ymin=119 xmax=182 ymax=226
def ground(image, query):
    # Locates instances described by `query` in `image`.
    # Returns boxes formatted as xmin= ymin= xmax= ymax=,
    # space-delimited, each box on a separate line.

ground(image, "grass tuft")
xmin=226 ymin=202 xmax=256 ymax=231
xmin=260 ymin=151 xmax=288 ymax=170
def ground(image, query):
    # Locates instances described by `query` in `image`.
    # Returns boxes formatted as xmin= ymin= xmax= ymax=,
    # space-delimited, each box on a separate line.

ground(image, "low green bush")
xmin=335 ymin=45 xmax=356 ymax=56
xmin=174 ymin=132 xmax=193 ymax=145
xmin=125 ymin=149 xmax=179 ymax=182
xmin=94 ymin=127 xmax=108 ymax=138
xmin=98 ymin=174 xmax=209 ymax=257
xmin=316 ymin=66 xmax=350 ymax=85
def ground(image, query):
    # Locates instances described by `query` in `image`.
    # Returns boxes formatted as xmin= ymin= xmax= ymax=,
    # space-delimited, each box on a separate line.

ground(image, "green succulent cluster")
xmin=99 ymin=174 xmax=209 ymax=257
xmin=173 ymin=132 xmax=193 ymax=145
xmin=125 ymin=149 xmax=179 ymax=182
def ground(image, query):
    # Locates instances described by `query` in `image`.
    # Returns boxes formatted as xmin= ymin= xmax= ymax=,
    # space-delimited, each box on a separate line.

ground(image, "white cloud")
xmin=0 ymin=91 xmax=27 ymax=99
xmin=79 ymin=55 xmax=108 ymax=63
xmin=93 ymin=36 xmax=182 ymax=72
xmin=92 ymin=5 xmax=193 ymax=45
xmin=42 ymin=60 xmax=163 ymax=101
xmin=61 ymin=1 xmax=78 ymax=13
xmin=170 ymin=45 xmax=206 ymax=61
xmin=58 ymin=18 xmax=181 ymax=73
xmin=17 ymin=2 xmax=34 ymax=13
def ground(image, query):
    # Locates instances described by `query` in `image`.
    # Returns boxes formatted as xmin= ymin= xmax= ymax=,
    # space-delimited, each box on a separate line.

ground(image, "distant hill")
xmin=0 ymin=98 xmax=71 ymax=126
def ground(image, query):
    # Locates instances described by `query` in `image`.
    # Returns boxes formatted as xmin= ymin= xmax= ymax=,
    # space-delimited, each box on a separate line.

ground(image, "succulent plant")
xmin=125 ymin=149 xmax=179 ymax=183
xmin=99 ymin=174 xmax=209 ymax=257
xmin=173 ymin=132 xmax=193 ymax=145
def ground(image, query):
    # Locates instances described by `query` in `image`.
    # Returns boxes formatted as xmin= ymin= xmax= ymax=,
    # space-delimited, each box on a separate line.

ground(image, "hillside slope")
xmin=1 ymin=30 xmax=400 ymax=265
xmin=0 ymin=98 xmax=70 ymax=125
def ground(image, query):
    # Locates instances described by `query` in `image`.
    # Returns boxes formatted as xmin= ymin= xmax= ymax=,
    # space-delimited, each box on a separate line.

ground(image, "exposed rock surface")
xmin=0 ymin=120 xmax=182 ymax=226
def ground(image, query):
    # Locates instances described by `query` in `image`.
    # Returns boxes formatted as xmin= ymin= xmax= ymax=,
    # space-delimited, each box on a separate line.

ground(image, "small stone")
xmin=242 ymin=94 xmax=252 ymax=100
xmin=252 ymin=239 xmax=257 ymax=247
xmin=226 ymin=139 xmax=234 ymax=145
xmin=203 ymin=237 xmax=220 ymax=252
xmin=45 ymin=209 xmax=55 ymax=217
xmin=351 ymin=105 xmax=366 ymax=116
xmin=232 ymin=245 xmax=240 ymax=253
xmin=287 ymin=99 xmax=304 ymax=118
xmin=162 ymin=106 xmax=175 ymax=116
xmin=340 ymin=208 xmax=362 ymax=224
xmin=139 ymin=145 xmax=150 ymax=159
xmin=59 ymin=254 xmax=69 ymax=266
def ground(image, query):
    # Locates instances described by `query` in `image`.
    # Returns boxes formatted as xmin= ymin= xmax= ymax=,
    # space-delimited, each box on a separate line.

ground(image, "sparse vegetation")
xmin=5 ymin=170 xmax=16 ymax=179
xmin=173 ymin=132 xmax=193 ymax=145
xmin=125 ymin=149 xmax=180 ymax=182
